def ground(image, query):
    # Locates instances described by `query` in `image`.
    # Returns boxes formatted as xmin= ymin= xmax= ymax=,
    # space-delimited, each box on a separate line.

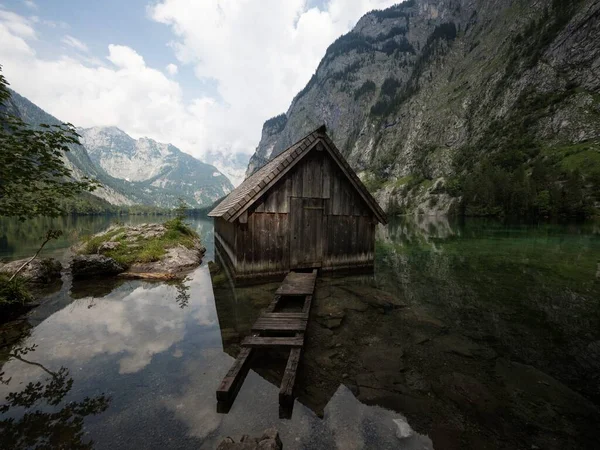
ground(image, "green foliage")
xmin=370 ymin=23 xmax=458 ymax=117
xmin=362 ymin=173 xmax=386 ymax=192
xmin=370 ymin=1 xmax=414 ymax=21
xmin=381 ymin=38 xmax=416 ymax=56
xmin=456 ymin=154 xmax=594 ymax=219
xmin=499 ymin=0 xmax=585 ymax=96
xmin=354 ymin=80 xmax=376 ymax=100
xmin=0 ymin=67 xmax=97 ymax=221
xmin=0 ymin=274 xmax=32 ymax=306
xmin=449 ymin=83 xmax=598 ymax=219
xmin=82 ymin=227 xmax=126 ymax=254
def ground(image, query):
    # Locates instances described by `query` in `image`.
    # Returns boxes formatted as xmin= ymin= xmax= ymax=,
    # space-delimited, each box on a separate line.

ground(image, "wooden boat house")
xmin=209 ymin=125 xmax=387 ymax=284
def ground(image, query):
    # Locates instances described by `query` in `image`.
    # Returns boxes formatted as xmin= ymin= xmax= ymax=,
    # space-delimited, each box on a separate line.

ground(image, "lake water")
xmin=0 ymin=215 xmax=599 ymax=449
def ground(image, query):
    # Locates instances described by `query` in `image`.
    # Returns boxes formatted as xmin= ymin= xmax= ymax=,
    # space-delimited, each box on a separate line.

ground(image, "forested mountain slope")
xmin=247 ymin=0 xmax=600 ymax=218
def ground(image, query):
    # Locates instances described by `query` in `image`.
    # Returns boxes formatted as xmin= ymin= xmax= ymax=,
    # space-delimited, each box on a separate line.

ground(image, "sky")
xmin=0 ymin=0 xmax=398 ymax=162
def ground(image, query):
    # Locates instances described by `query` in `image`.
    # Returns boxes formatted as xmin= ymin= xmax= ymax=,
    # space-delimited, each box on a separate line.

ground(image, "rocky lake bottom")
xmin=0 ymin=215 xmax=598 ymax=449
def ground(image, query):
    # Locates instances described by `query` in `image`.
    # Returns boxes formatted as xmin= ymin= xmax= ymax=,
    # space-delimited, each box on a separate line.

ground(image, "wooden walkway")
xmin=216 ymin=270 xmax=317 ymax=413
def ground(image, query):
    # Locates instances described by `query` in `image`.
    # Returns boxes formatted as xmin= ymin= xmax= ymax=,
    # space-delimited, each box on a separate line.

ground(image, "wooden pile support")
xmin=216 ymin=270 xmax=317 ymax=414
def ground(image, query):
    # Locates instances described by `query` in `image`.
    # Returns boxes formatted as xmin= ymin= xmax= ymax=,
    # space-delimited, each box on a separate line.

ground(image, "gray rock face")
xmin=246 ymin=0 xmax=600 ymax=215
xmin=79 ymin=126 xmax=234 ymax=207
xmin=71 ymin=255 xmax=125 ymax=279
xmin=0 ymin=258 xmax=62 ymax=284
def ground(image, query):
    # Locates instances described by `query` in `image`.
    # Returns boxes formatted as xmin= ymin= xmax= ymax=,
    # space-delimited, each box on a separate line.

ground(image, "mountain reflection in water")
xmin=0 ymin=215 xmax=598 ymax=449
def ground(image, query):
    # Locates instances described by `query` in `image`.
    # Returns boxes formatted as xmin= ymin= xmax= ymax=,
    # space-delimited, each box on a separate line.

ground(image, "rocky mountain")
xmin=6 ymin=90 xmax=134 ymax=206
xmin=7 ymin=91 xmax=233 ymax=209
xmin=79 ymin=127 xmax=233 ymax=207
xmin=203 ymin=149 xmax=249 ymax=187
xmin=247 ymin=0 xmax=600 ymax=218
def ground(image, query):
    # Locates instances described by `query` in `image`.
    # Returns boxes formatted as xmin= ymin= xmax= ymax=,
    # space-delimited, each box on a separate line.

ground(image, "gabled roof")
xmin=208 ymin=125 xmax=387 ymax=224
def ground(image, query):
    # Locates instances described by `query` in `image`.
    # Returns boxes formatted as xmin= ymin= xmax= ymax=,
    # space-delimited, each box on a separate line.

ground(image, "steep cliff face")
xmin=247 ymin=0 xmax=600 ymax=216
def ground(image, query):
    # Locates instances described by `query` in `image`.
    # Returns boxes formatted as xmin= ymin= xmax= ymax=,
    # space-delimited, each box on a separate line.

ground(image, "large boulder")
xmin=0 ymin=258 xmax=62 ymax=284
xmin=71 ymin=255 xmax=125 ymax=279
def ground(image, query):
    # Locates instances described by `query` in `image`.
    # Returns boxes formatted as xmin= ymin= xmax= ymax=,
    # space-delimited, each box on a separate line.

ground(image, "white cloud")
xmin=0 ymin=1 xmax=396 ymax=169
xmin=165 ymin=62 xmax=178 ymax=75
xmin=0 ymin=9 xmax=36 ymax=38
xmin=149 ymin=0 xmax=398 ymax=155
xmin=107 ymin=43 xmax=146 ymax=69
xmin=23 ymin=0 xmax=37 ymax=10
xmin=61 ymin=34 xmax=88 ymax=52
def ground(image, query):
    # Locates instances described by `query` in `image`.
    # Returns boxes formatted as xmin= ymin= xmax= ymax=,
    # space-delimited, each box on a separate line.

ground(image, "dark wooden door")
xmin=290 ymin=197 xmax=325 ymax=269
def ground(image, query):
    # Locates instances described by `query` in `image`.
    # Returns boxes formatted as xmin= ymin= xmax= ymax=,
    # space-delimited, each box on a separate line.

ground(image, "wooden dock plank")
xmin=261 ymin=312 xmax=309 ymax=320
xmin=275 ymin=271 xmax=317 ymax=296
xmin=217 ymin=269 xmax=317 ymax=414
xmin=216 ymin=347 xmax=253 ymax=403
xmin=279 ymin=334 xmax=303 ymax=406
xmin=302 ymin=295 xmax=313 ymax=314
xmin=252 ymin=322 xmax=307 ymax=332
xmin=241 ymin=336 xmax=304 ymax=348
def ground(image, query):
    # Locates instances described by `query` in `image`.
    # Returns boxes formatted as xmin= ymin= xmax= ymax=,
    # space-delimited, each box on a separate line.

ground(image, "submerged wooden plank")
xmin=216 ymin=347 xmax=254 ymax=402
xmin=279 ymin=336 xmax=303 ymax=407
xmin=275 ymin=271 xmax=317 ymax=296
xmin=241 ymin=336 xmax=304 ymax=348
xmin=302 ymin=294 xmax=313 ymax=314
xmin=261 ymin=312 xmax=309 ymax=320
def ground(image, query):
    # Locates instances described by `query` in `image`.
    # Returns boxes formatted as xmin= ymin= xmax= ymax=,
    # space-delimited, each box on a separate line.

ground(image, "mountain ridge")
xmin=7 ymin=91 xmax=233 ymax=209
xmin=79 ymin=126 xmax=234 ymax=208
xmin=246 ymin=0 xmax=600 ymax=218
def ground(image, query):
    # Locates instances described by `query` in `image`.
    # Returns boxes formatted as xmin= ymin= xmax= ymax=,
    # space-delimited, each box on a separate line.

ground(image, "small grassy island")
xmin=81 ymin=218 xmax=198 ymax=266
xmin=74 ymin=217 xmax=205 ymax=279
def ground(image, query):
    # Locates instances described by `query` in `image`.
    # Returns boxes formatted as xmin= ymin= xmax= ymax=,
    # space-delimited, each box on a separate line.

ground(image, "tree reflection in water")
xmin=0 ymin=344 xmax=110 ymax=449
xmin=172 ymin=277 xmax=191 ymax=309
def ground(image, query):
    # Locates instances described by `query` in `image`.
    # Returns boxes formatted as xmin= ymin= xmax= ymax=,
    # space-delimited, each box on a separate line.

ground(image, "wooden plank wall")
xmin=216 ymin=148 xmax=376 ymax=277
xmin=235 ymin=212 xmax=290 ymax=276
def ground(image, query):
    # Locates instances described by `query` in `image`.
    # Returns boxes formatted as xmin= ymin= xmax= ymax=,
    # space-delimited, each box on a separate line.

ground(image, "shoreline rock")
xmin=71 ymin=255 xmax=125 ymax=279
xmin=0 ymin=258 xmax=62 ymax=284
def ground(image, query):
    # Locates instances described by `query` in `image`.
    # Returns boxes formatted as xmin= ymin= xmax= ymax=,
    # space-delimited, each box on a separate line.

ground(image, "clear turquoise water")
xmin=0 ymin=215 xmax=598 ymax=449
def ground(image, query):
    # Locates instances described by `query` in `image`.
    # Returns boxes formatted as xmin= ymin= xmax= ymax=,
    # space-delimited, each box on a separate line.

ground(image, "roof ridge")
xmin=208 ymin=126 xmax=386 ymax=224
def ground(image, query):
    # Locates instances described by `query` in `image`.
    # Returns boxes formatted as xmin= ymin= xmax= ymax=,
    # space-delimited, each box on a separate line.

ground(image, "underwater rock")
xmin=216 ymin=428 xmax=282 ymax=450
xmin=393 ymin=417 xmax=414 ymax=439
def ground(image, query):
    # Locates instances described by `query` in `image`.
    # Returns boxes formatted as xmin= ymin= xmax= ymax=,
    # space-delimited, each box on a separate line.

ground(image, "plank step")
xmin=275 ymin=271 xmax=317 ymax=296
xmin=252 ymin=317 xmax=307 ymax=332
xmin=261 ymin=312 xmax=309 ymax=320
xmin=241 ymin=336 xmax=304 ymax=348
xmin=280 ymin=340 xmax=302 ymax=406
xmin=216 ymin=347 xmax=253 ymax=403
